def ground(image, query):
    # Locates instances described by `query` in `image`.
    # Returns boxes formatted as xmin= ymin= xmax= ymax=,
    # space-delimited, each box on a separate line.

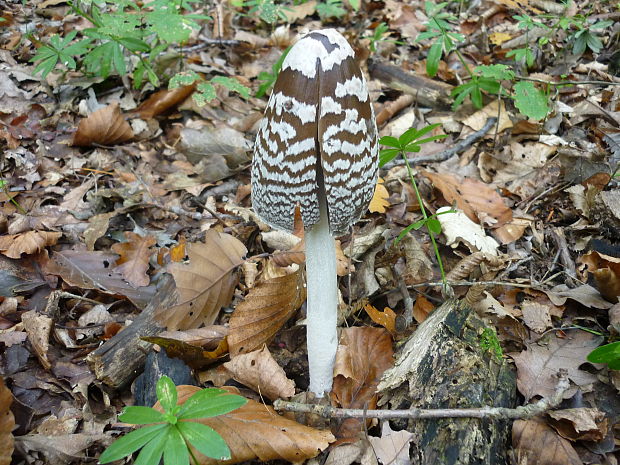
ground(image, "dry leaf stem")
xmin=274 ymin=370 xmax=569 ymax=420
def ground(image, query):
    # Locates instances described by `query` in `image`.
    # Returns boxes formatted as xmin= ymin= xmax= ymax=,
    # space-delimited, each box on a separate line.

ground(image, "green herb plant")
xmin=0 ymin=179 xmax=27 ymax=215
xmin=255 ymin=46 xmax=292 ymax=98
xmin=99 ymin=376 xmax=247 ymax=465
xmin=169 ymin=71 xmax=250 ymax=106
xmin=364 ymin=22 xmax=404 ymax=53
xmin=588 ymin=341 xmax=620 ymax=370
xmin=379 ymin=124 xmax=453 ymax=288
xmin=417 ymin=1 xmax=612 ymax=121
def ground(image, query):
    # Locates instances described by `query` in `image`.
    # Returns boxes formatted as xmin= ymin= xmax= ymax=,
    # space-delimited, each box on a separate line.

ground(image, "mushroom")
xmin=251 ymin=29 xmax=378 ymax=397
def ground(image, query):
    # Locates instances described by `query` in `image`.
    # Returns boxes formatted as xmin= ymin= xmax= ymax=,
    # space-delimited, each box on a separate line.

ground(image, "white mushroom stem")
xmin=305 ymin=189 xmax=338 ymax=397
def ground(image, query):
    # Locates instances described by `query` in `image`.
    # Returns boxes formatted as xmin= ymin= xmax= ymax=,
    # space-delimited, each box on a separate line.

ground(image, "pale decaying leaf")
xmin=437 ymin=207 xmax=500 ymax=255
xmin=111 ymin=232 xmax=156 ymax=288
xmin=157 ymin=230 xmax=247 ymax=331
xmin=462 ymin=99 xmax=513 ymax=133
xmin=332 ymin=327 xmax=394 ymax=440
xmin=224 ymin=345 xmax=295 ymax=400
xmin=512 ymin=419 xmax=582 ymax=465
xmin=0 ymin=231 xmax=61 ymax=259
xmin=16 ymin=433 xmax=111 ymax=465
xmin=172 ymin=386 xmax=333 ymax=465
xmin=44 ymin=249 xmax=156 ymax=309
xmin=510 ymin=332 xmax=602 ymax=402
xmin=521 ymin=301 xmax=553 ymax=333
xmin=228 ymin=267 xmax=305 ymax=356
xmin=368 ymin=422 xmax=413 ymax=465
xmin=72 ymin=103 xmax=134 ymax=147
xmin=543 ymin=284 xmax=613 ymax=310
xmin=369 ymin=177 xmax=390 ymax=213
xmin=21 ymin=310 xmax=53 ymax=370
xmin=0 ymin=377 xmax=15 ymax=465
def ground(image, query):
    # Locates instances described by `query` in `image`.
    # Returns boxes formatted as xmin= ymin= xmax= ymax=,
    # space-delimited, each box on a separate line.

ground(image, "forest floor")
xmin=1 ymin=0 xmax=619 ymax=464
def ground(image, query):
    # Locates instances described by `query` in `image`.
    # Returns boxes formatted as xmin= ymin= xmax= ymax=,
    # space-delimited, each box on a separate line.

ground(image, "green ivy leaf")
xmin=513 ymin=81 xmax=549 ymax=120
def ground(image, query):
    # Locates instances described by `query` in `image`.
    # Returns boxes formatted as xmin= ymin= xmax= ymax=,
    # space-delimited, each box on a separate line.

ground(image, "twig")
xmin=179 ymin=37 xmax=243 ymax=52
xmin=385 ymin=117 xmax=497 ymax=167
xmin=395 ymin=268 xmax=414 ymax=328
xmin=517 ymin=76 xmax=620 ymax=87
xmin=274 ymin=370 xmax=569 ymax=420
xmin=550 ymin=227 xmax=577 ymax=281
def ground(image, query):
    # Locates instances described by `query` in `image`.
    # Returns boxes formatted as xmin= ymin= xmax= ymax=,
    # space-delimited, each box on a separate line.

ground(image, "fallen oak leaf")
xmin=513 ymin=418 xmax=582 ymax=465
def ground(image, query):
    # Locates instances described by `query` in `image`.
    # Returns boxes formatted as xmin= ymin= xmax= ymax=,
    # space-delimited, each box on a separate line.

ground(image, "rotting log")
xmin=368 ymin=60 xmax=454 ymax=110
xmin=86 ymin=274 xmax=177 ymax=390
xmin=377 ymin=299 xmax=516 ymax=465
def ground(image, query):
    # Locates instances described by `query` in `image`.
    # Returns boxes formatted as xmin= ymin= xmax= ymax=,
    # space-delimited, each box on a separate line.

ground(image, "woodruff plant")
xmin=99 ymin=376 xmax=246 ymax=465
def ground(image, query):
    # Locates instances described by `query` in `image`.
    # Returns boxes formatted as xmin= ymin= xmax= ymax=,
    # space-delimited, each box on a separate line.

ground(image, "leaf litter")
xmin=1 ymin=0 xmax=619 ymax=464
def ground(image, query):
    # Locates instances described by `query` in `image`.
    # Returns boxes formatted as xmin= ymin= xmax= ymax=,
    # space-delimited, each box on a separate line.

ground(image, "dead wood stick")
xmin=368 ymin=60 xmax=453 ymax=110
xmin=274 ymin=370 xmax=568 ymax=420
xmin=375 ymin=94 xmax=415 ymax=126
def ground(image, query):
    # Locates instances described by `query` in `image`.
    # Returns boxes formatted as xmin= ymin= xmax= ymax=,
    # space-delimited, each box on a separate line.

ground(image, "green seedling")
xmin=99 ymin=376 xmax=247 ymax=465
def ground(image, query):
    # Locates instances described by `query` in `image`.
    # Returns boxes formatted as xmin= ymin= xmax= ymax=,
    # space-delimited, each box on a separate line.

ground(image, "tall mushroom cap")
xmin=252 ymin=29 xmax=378 ymax=235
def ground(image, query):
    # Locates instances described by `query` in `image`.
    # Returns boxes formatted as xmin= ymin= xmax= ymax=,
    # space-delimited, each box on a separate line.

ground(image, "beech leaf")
xmin=111 ymin=232 xmax=157 ymax=288
xmin=72 ymin=103 xmax=134 ymax=147
xmin=0 ymin=231 xmax=61 ymax=259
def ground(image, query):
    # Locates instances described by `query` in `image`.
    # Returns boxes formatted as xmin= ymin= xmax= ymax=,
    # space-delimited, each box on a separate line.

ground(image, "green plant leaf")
xmin=513 ymin=81 xmax=549 ymax=120
xmin=475 ymin=64 xmax=514 ymax=81
xmin=211 ymin=76 xmax=250 ymax=99
xmin=178 ymin=389 xmax=246 ymax=419
xmin=194 ymin=82 xmax=217 ymax=105
xmin=395 ymin=219 xmax=427 ymax=244
xmin=133 ymin=427 xmax=168 ymax=465
xmin=119 ymin=406 xmax=166 ymax=425
xmin=177 ymin=421 xmax=231 ymax=460
xmin=587 ymin=341 xmax=620 ymax=366
xmin=378 ymin=136 xmax=400 ymax=148
xmin=379 ymin=148 xmax=401 ymax=167
xmin=169 ymin=70 xmax=201 ymax=89
xmin=426 ymin=40 xmax=443 ymax=77
xmin=426 ymin=217 xmax=442 ymax=234
xmin=163 ymin=426 xmax=190 ymax=465
xmin=98 ymin=424 xmax=168 ymax=463
xmin=117 ymin=37 xmax=150 ymax=53
xmin=157 ymin=376 xmax=178 ymax=413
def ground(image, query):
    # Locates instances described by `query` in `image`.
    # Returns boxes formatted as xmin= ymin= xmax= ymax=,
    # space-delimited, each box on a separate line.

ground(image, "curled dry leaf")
xmin=547 ymin=408 xmax=608 ymax=442
xmin=21 ymin=310 xmax=53 ymax=370
xmin=421 ymin=170 xmax=512 ymax=228
xmin=369 ymin=177 xmax=390 ymax=213
xmin=412 ymin=295 xmax=435 ymax=323
xmin=72 ymin=103 xmax=134 ymax=147
xmin=224 ymin=345 xmax=295 ymax=400
xmin=0 ymin=231 xmax=61 ymax=259
xmin=513 ymin=418 xmax=583 ymax=465
xmin=331 ymin=327 xmax=394 ymax=441
xmin=111 ymin=232 xmax=156 ymax=288
xmin=364 ymin=304 xmax=397 ymax=333
xmin=577 ymin=250 xmax=620 ymax=303
xmin=271 ymin=239 xmax=351 ymax=277
xmin=228 ymin=266 xmax=305 ymax=356
xmin=437 ymin=207 xmax=500 ymax=255
xmin=142 ymin=333 xmax=229 ymax=370
xmin=0 ymin=377 xmax=15 ymax=465
xmin=368 ymin=422 xmax=413 ymax=465
xmin=173 ymin=386 xmax=333 ymax=465
xmin=157 ymin=230 xmax=247 ymax=331
xmin=135 ymin=84 xmax=196 ymax=119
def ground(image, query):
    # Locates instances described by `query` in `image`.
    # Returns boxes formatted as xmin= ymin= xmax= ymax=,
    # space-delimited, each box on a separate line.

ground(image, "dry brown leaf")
xmin=510 ymin=332 xmax=602 ymax=402
xmin=282 ymin=0 xmax=316 ymax=21
xmin=0 ymin=231 xmax=61 ymax=259
xmin=135 ymin=84 xmax=196 ymax=119
xmin=171 ymin=386 xmax=333 ymax=464
xmin=271 ymin=240 xmax=351 ymax=277
xmin=489 ymin=32 xmax=512 ymax=45
xmin=512 ymin=418 xmax=583 ymax=465
xmin=369 ymin=177 xmax=390 ymax=214
xmin=548 ymin=408 xmax=608 ymax=442
xmin=228 ymin=267 xmax=305 ymax=356
xmin=422 ymin=171 xmax=513 ymax=228
xmin=143 ymin=334 xmax=229 ymax=370
xmin=72 ymin=103 xmax=134 ymax=147
xmin=224 ymin=345 xmax=295 ymax=400
xmin=368 ymin=422 xmax=413 ymax=465
xmin=157 ymin=230 xmax=247 ymax=331
xmin=412 ymin=295 xmax=435 ymax=323
xmin=521 ymin=301 xmax=553 ymax=333
xmin=577 ymin=251 xmax=620 ymax=303
xmin=111 ymin=232 xmax=156 ymax=288
xmin=21 ymin=310 xmax=53 ymax=369
xmin=331 ymin=327 xmax=394 ymax=441
xmin=364 ymin=304 xmax=397 ymax=333
xmin=462 ymin=100 xmax=513 ymax=134
xmin=0 ymin=376 xmax=15 ymax=465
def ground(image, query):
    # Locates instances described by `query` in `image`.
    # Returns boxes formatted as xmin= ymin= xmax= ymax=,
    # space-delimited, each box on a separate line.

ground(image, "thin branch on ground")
xmin=274 ymin=370 xmax=569 ymax=420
